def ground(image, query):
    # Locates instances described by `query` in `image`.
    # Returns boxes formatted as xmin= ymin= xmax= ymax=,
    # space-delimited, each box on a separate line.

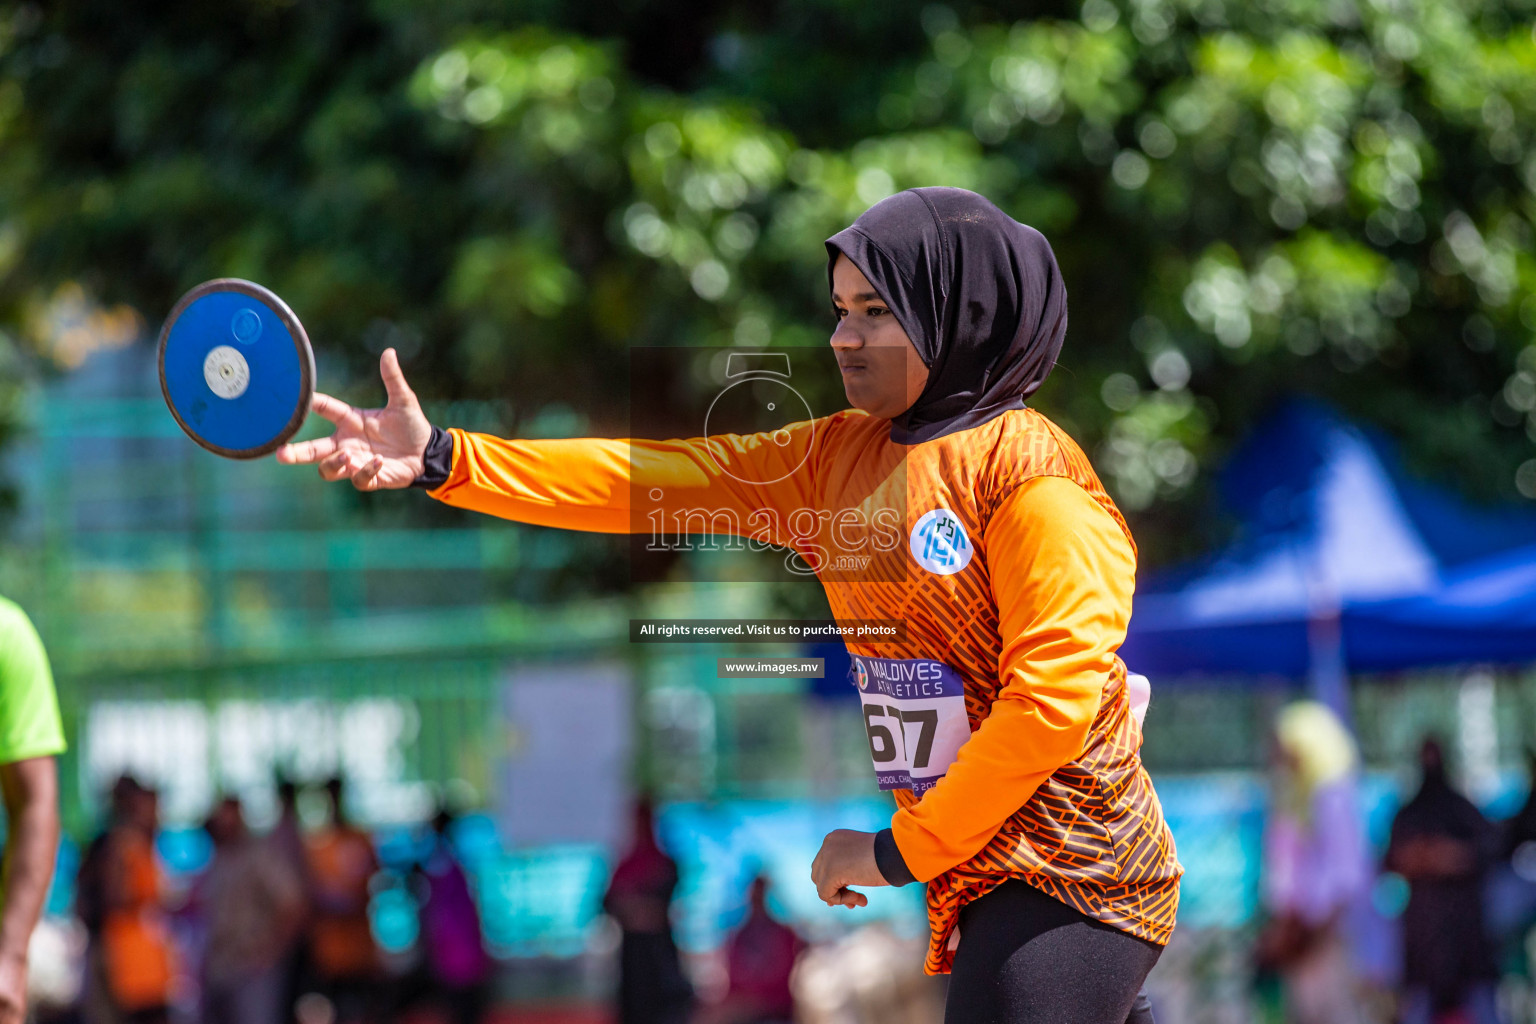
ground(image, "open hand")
xmin=276 ymin=348 xmax=433 ymax=491
xmin=811 ymin=829 xmax=886 ymax=909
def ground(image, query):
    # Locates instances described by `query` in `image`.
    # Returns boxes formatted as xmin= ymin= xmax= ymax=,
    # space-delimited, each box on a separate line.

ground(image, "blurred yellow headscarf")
xmin=1275 ymin=700 xmax=1358 ymax=818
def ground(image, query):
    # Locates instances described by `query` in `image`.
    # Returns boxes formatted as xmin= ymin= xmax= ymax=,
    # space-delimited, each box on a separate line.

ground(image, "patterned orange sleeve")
xmin=888 ymin=475 xmax=1137 ymax=882
xmin=425 ymin=423 xmax=821 ymax=543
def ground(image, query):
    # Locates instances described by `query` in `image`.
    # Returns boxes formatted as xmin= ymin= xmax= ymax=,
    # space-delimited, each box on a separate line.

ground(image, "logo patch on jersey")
xmin=909 ymin=508 xmax=973 ymax=575
xmin=853 ymin=659 xmax=870 ymax=690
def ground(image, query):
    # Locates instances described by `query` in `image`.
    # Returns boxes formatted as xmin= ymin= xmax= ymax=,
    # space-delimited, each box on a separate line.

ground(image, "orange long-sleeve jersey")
xmin=428 ymin=406 xmax=1181 ymax=972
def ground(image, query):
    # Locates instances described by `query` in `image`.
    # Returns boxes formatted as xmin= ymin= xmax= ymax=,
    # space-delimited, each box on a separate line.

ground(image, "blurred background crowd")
xmin=3 ymin=0 xmax=1536 ymax=1021
xmin=37 ymin=702 xmax=1536 ymax=1024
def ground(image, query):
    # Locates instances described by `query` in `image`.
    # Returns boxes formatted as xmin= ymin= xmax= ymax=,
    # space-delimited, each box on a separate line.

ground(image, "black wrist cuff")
xmin=410 ymin=425 xmax=453 ymax=490
xmin=874 ymin=828 xmax=917 ymax=887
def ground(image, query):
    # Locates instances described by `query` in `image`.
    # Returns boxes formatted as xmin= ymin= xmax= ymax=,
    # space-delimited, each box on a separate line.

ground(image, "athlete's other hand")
xmin=812 ymin=829 xmax=885 ymax=908
xmin=276 ymin=348 xmax=432 ymax=491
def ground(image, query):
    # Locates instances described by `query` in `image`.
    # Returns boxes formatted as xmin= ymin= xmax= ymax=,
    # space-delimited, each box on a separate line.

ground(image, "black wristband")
xmin=410 ymin=425 xmax=453 ymax=490
xmin=874 ymin=828 xmax=917 ymax=887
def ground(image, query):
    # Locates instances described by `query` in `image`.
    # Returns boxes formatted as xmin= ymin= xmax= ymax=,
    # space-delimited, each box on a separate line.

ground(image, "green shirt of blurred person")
xmin=0 ymin=596 xmax=65 ymax=1024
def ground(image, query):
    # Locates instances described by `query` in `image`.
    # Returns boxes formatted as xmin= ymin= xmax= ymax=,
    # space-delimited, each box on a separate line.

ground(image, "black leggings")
xmin=945 ymin=880 xmax=1163 ymax=1024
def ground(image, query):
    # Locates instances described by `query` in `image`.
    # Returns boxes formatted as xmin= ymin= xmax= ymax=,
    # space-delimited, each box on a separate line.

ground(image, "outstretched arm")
xmin=428 ymin=427 xmax=820 ymax=539
xmin=278 ymin=349 xmax=824 ymax=542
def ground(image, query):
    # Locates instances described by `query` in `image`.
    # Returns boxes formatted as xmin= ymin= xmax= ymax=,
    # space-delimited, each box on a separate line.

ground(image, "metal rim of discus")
xmin=156 ymin=278 xmax=317 ymax=460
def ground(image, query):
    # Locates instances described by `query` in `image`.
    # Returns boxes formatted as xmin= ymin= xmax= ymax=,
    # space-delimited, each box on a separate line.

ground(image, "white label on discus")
xmin=203 ymin=345 xmax=250 ymax=400
xmin=853 ymin=655 xmax=970 ymax=795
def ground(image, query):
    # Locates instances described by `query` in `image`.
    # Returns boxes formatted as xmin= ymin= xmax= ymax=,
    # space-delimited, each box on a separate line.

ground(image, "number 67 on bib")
xmin=852 ymin=655 xmax=971 ymax=796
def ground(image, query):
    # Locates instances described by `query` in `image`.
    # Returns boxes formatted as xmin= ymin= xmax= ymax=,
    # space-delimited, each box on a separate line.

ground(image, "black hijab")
xmin=825 ymin=187 xmax=1068 ymax=445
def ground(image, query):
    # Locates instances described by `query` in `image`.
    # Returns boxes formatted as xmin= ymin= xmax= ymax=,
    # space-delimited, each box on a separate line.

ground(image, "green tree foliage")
xmin=2 ymin=0 xmax=1535 ymax=569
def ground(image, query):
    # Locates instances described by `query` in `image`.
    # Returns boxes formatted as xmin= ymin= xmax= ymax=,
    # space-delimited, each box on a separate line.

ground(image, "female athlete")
xmin=279 ymin=187 xmax=1181 ymax=1023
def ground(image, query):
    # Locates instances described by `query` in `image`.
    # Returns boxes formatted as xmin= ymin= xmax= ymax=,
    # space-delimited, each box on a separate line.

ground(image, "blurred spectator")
xmin=1487 ymin=747 xmax=1536 ymax=952
xmin=397 ymin=807 xmax=492 ymax=1024
xmin=269 ymin=778 xmax=309 ymax=894
xmin=269 ymin=777 xmax=310 ymax=1024
xmin=707 ymin=875 xmax=804 ymax=1024
xmin=1256 ymin=701 xmax=1371 ymax=1024
xmin=99 ymin=783 xmax=176 ymax=1024
xmin=76 ymin=776 xmax=140 ymax=1024
xmin=603 ymin=798 xmax=692 ymax=1024
xmin=1385 ymin=738 xmax=1500 ymax=1024
xmin=196 ymin=797 xmax=305 ymax=1024
xmin=791 ymin=925 xmax=944 ymax=1024
xmin=304 ymin=778 xmax=380 ymax=1024
xmin=0 ymin=596 xmax=65 ymax=1024
xmin=1499 ymin=748 xmax=1536 ymax=863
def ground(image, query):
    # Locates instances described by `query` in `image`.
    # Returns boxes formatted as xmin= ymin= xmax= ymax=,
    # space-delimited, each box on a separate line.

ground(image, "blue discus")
xmin=157 ymin=279 xmax=315 ymax=459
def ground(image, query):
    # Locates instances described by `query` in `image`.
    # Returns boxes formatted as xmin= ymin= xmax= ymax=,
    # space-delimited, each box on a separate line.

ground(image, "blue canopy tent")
xmin=1120 ymin=399 xmax=1536 ymax=705
xmin=1345 ymin=543 xmax=1536 ymax=670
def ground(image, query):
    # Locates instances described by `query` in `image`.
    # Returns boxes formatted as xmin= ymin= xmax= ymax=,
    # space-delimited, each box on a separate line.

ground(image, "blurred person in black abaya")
xmin=603 ymin=799 xmax=693 ymax=1024
xmin=1385 ymin=738 xmax=1500 ymax=1024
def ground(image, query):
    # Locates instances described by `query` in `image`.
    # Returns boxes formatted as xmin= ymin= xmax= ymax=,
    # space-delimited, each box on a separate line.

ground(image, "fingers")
xmin=277 ymin=393 xmax=357 ymax=467
xmin=276 ymin=436 xmax=339 ymax=465
xmin=815 ymin=873 xmax=866 ymax=907
xmin=311 ymin=392 xmax=354 ymax=425
xmin=812 ymin=829 xmax=875 ymax=909
xmin=318 ymin=448 xmax=364 ymax=482
xmin=830 ymin=887 xmax=868 ymax=909
xmin=380 ymin=348 xmax=418 ymax=407
xmin=290 ymin=442 xmax=393 ymax=491
xmin=817 ymin=880 xmax=865 ymax=907
xmin=351 ymin=456 xmax=386 ymax=492
xmin=823 ymin=886 xmax=866 ymax=908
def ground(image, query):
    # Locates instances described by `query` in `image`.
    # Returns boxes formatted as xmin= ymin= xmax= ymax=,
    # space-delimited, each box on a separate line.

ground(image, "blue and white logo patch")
xmin=910 ymin=508 xmax=973 ymax=575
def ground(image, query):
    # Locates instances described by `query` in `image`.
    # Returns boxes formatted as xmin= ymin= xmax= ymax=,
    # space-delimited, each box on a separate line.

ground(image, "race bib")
xmin=852 ymin=655 xmax=970 ymax=795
